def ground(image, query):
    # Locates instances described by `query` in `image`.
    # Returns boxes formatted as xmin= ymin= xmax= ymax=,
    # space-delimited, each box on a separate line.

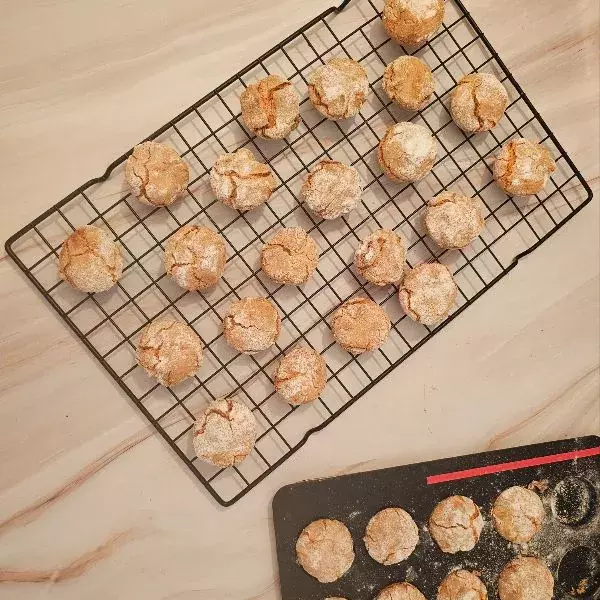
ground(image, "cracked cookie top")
xmin=125 ymin=141 xmax=189 ymax=206
xmin=58 ymin=225 xmax=123 ymax=293
xmin=382 ymin=0 xmax=445 ymax=47
xmin=331 ymin=297 xmax=391 ymax=354
xmin=498 ymin=556 xmax=554 ymax=600
xmin=493 ymin=138 xmax=556 ymax=197
xmin=364 ymin=507 xmax=419 ymax=565
xmin=376 ymin=582 xmax=427 ymax=600
xmin=301 ymin=160 xmax=362 ymax=220
xmin=438 ymin=570 xmax=488 ymax=600
xmin=424 ymin=191 xmax=485 ymax=250
xmin=240 ymin=74 xmax=300 ymax=140
xmin=296 ymin=518 xmax=354 ymax=583
xmin=383 ymin=56 xmax=435 ymax=111
xmin=378 ymin=122 xmax=436 ymax=183
xmin=136 ymin=319 xmax=203 ymax=387
xmin=261 ymin=227 xmax=318 ymax=285
xmin=192 ymin=396 xmax=257 ymax=468
xmin=355 ymin=228 xmax=406 ymax=286
xmin=451 ymin=72 xmax=508 ymax=133
xmin=492 ymin=486 xmax=545 ymax=543
xmin=209 ymin=148 xmax=276 ymax=212
xmin=223 ymin=297 xmax=281 ymax=354
xmin=399 ymin=262 xmax=456 ymax=326
xmin=428 ymin=495 xmax=484 ymax=553
xmin=308 ymin=57 xmax=369 ymax=120
xmin=274 ymin=346 xmax=327 ymax=406
xmin=164 ymin=224 xmax=226 ymax=291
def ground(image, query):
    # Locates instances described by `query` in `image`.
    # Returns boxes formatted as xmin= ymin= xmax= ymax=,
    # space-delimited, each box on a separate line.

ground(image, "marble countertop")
xmin=0 ymin=0 xmax=598 ymax=598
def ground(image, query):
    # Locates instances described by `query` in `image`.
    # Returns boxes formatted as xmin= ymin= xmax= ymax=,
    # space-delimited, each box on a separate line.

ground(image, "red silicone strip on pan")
xmin=426 ymin=446 xmax=600 ymax=485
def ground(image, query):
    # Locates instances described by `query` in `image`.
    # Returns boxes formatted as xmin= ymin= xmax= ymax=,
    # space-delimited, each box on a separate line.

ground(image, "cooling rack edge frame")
xmin=5 ymin=0 xmax=594 ymax=507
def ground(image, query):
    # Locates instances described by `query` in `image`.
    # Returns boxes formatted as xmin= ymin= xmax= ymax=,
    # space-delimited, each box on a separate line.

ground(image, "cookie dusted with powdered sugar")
xmin=296 ymin=519 xmax=354 ymax=583
xmin=125 ymin=141 xmax=189 ymax=206
xmin=240 ymin=74 xmax=300 ymax=139
xmin=58 ymin=226 xmax=123 ymax=293
xmin=210 ymin=148 xmax=276 ymax=211
xmin=308 ymin=58 xmax=369 ymax=120
xmin=164 ymin=225 xmax=226 ymax=291
xmin=193 ymin=397 xmax=257 ymax=467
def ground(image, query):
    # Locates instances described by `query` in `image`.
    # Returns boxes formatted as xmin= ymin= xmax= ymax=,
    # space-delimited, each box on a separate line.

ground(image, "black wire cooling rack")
xmin=6 ymin=0 xmax=593 ymax=506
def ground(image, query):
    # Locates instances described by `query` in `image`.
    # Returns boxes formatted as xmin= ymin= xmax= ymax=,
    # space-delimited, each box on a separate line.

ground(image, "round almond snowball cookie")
xmin=378 ymin=122 xmax=436 ymax=183
xmin=355 ymin=229 xmax=406 ymax=286
xmin=223 ymin=297 xmax=281 ymax=354
xmin=492 ymin=486 xmax=545 ymax=543
xmin=493 ymin=138 xmax=556 ymax=197
xmin=451 ymin=72 xmax=509 ymax=133
xmin=429 ymin=495 xmax=484 ymax=553
xmin=438 ymin=570 xmax=488 ymax=600
xmin=274 ymin=346 xmax=327 ymax=406
xmin=376 ymin=582 xmax=427 ymax=600
xmin=383 ymin=56 xmax=435 ymax=111
xmin=382 ymin=0 xmax=445 ymax=47
xmin=240 ymin=74 xmax=300 ymax=139
xmin=424 ymin=191 xmax=485 ymax=250
xmin=164 ymin=225 xmax=226 ymax=291
xmin=125 ymin=141 xmax=189 ymax=206
xmin=301 ymin=160 xmax=363 ymax=219
xmin=137 ymin=319 xmax=203 ymax=387
xmin=498 ymin=556 xmax=554 ymax=600
xmin=331 ymin=297 xmax=391 ymax=354
xmin=399 ymin=263 xmax=457 ymax=326
xmin=210 ymin=148 xmax=276 ymax=212
xmin=192 ymin=397 xmax=257 ymax=467
xmin=58 ymin=225 xmax=123 ymax=293
xmin=296 ymin=519 xmax=354 ymax=583
xmin=308 ymin=57 xmax=369 ymax=120
xmin=364 ymin=507 xmax=419 ymax=565
xmin=261 ymin=227 xmax=318 ymax=285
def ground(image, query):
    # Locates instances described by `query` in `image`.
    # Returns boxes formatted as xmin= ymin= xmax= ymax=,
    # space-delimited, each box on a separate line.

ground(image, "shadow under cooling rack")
xmin=5 ymin=0 xmax=593 ymax=506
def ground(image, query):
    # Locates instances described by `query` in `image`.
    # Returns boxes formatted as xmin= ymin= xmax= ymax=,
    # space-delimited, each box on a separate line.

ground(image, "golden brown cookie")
xmin=223 ymin=297 xmax=281 ymax=354
xmin=58 ymin=225 xmax=123 ymax=293
xmin=383 ymin=0 xmax=445 ymax=47
xmin=210 ymin=148 xmax=276 ymax=211
xmin=399 ymin=263 xmax=457 ymax=326
xmin=364 ymin=507 xmax=419 ymax=565
xmin=451 ymin=73 xmax=508 ymax=133
xmin=331 ymin=297 xmax=391 ymax=354
xmin=308 ymin=58 xmax=369 ymax=120
xmin=378 ymin=122 xmax=436 ymax=183
xmin=164 ymin=224 xmax=226 ymax=291
xmin=296 ymin=519 xmax=354 ymax=583
xmin=274 ymin=346 xmax=327 ymax=406
xmin=429 ymin=495 xmax=484 ymax=554
xmin=125 ymin=141 xmax=189 ymax=206
xmin=355 ymin=229 xmax=406 ymax=286
xmin=137 ymin=319 xmax=203 ymax=386
xmin=438 ymin=570 xmax=488 ymax=600
xmin=492 ymin=486 xmax=545 ymax=543
xmin=424 ymin=191 xmax=485 ymax=249
xmin=240 ymin=74 xmax=300 ymax=139
xmin=498 ymin=556 xmax=554 ymax=600
xmin=383 ymin=56 xmax=435 ymax=111
xmin=261 ymin=227 xmax=318 ymax=285
xmin=193 ymin=397 xmax=257 ymax=467
xmin=301 ymin=160 xmax=362 ymax=219
xmin=376 ymin=582 xmax=427 ymax=600
xmin=493 ymin=138 xmax=556 ymax=197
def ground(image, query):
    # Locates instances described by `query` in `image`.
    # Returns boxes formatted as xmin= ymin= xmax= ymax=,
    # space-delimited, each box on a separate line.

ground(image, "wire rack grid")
xmin=6 ymin=0 xmax=593 ymax=506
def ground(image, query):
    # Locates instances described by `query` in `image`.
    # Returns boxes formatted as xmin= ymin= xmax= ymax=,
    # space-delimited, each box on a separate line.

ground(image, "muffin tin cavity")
xmin=552 ymin=477 xmax=598 ymax=526
xmin=557 ymin=546 xmax=600 ymax=599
